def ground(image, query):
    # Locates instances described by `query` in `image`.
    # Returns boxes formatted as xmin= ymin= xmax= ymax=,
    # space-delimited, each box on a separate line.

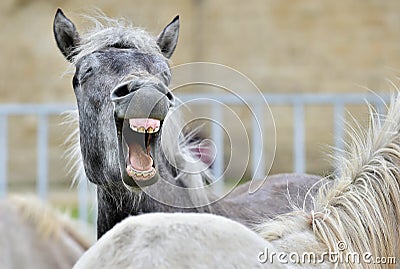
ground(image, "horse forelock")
xmin=72 ymin=14 xmax=163 ymax=65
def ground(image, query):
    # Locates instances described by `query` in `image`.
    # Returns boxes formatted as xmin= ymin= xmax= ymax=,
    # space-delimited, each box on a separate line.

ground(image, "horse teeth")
xmin=130 ymin=125 xmax=138 ymax=132
xmin=147 ymin=127 xmax=160 ymax=133
xmin=128 ymin=119 xmax=161 ymax=134
xmin=134 ymin=170 xmax=150 ymax=177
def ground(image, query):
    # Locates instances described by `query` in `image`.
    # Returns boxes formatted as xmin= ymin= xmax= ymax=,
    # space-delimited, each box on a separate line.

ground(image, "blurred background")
xmin=0 ymin=0 xmax=399 ymax=219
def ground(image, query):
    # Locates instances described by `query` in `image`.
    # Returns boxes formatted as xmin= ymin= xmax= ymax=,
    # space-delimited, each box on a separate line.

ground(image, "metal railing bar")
xmin=78 ymin=180 xmax=89 ymax=223
xmin=293 ymin=103 xmax=305 ymax=173
xmin=0 ymin=116 xmax=8 ymax=198
xmin=37 ymin=114 xmax=48 ymax=200
xmin=0 ymin=104 xmax=75 ymax=115
xmin=211 ymin=103 xmax=224 ymax=195
xmin=251 ymin=103 xmax=265 ymax=179
xmin=177 ymin=93 xmax=391 ymax=105
xmin=333 ymin=103 xmax=345 ymax=157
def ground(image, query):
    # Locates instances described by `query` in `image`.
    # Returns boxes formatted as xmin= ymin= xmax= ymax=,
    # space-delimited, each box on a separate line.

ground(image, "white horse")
xmin=0 ymin=195 xmax=93 ymax=269
xmin=74 ymin=94 xmax=400 ymax=269
xmin=74 ymin=212 xmax=286 ymax=269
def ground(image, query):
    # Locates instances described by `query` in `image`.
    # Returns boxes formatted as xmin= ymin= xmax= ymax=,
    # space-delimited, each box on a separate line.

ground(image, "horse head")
xmin=53 ymin=9 xmax=179 ymax=190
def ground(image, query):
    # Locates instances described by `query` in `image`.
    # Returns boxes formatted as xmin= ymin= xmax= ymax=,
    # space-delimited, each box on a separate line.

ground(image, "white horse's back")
xmin=74 ymin=213 xmax=285 ymax=269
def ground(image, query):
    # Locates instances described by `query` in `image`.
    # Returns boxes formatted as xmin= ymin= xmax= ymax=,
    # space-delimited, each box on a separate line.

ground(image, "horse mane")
xmin=312 ymin=97 xmax=400 ymax=261
xmin=62 ymin=109 xmax=86 ymax=187
xmin=7 ymin=195 xmax=93 ymax=250
xmin=259 ymin=94 xmax=400 ymax=267
xmin=71 ymin=13 xmax=162 ymax=65
xmin=161 ymin=107 xmax=213 ymax=209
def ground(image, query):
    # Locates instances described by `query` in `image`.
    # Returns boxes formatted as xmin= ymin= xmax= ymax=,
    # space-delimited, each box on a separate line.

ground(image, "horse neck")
xmin=95 ymin=162 xmax=203 ymax=238
xmin=96 ymin=185 xmax=134 ymax=238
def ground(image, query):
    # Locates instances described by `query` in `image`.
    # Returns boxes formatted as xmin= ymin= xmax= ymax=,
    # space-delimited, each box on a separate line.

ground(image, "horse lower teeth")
xmin=127 ymin=166 xmax=155 ymax=178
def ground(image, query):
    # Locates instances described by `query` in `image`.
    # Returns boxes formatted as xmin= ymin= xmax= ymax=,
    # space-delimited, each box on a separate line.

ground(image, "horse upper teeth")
xmin=128 ymin=118 xmax=161 ymax=134
xmin=130 ymin=125 xmax=138 ymax=132
xmin=129 ymin=125 xmax=160 ymax=133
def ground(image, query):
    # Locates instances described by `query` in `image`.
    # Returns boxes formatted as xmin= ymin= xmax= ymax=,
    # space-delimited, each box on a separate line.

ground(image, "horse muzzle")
xmin=110 ymin=79 xmax=173 ymax=189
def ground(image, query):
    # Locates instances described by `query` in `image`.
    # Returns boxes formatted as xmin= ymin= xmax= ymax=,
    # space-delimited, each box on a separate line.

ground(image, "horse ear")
xmin=53 ymin=9 xmax=80 ymax=62
xmin=157 ymin=15 xmax=180 ymax=59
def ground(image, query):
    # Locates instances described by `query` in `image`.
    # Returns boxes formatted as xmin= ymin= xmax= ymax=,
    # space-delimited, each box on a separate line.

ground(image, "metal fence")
xmin=0 ymin=93 xmax=390 ymax=221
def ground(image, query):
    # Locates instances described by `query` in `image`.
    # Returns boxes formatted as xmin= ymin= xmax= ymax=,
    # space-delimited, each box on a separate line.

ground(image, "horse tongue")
xmin=129 ymin=143 xmax=153 ymax=171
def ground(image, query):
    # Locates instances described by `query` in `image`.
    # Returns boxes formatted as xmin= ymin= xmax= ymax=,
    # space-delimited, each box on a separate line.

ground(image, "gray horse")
xmin=53 ymin=9 xmax=321 ymax=238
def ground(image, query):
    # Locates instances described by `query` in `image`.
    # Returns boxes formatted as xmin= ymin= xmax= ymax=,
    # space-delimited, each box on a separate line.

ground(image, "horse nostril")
xmin=111 ymin=80 xmax=143 ymax=102
xmin=166 ymin=91 xmax=173 ymax=100
xmin=111 ymin=83 xmax=130 ymax=100
xmin=166 ymin=92 xmax=175 ymax=106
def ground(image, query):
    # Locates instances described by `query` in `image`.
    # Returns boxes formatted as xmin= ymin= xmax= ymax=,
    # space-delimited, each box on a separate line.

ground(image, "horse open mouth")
xmin=122 ymin=118 xmax=161 ymax=184
xmin=111 ymin=81 xmax=170 ymax=189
